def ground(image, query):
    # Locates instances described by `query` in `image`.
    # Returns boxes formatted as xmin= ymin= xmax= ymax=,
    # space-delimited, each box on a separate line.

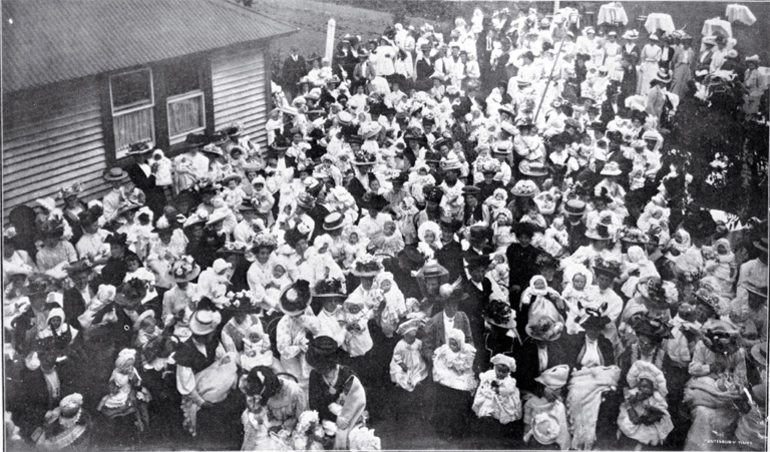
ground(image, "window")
xmin=110 ymin=69 xmax=155 ymax=158
xmin=166 ymin=60 xmax=205 ymax=144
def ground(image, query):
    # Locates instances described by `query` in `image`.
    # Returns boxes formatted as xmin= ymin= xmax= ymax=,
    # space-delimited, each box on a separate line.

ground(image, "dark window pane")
xmin=111 ymin=70 xmax=152 ymax=110
xmin=167 ymin=59 xmax=201 ymax=96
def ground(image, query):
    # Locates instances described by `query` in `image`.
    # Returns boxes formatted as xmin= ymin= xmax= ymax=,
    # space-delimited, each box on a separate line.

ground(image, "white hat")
xmin=212 ymin=258 xmax=232 ymax=274
xmin=490 ymin=354 xmax=517 ymax=372
xmin=189 ymin=310 xmax=222 ymax=336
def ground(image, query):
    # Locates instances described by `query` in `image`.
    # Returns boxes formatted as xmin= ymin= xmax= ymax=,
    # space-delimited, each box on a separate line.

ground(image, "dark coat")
xmin=571 ymin=332 xmax=615 ymax=369
xmin=282 ymin=55 xmax=307 ymax=88
xmin=421 ymin=311 xmax=474 ymax=362
xmin=513 ymin=335 xmax=576 ymax=398
xmin=435 ymin=240 xmax=465 ymax=282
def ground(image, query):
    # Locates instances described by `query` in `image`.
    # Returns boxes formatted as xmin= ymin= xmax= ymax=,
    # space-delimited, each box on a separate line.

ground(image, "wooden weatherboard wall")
xmin=210 ymin=44 xmax=269 ymax=147
xmin=2 ymin=77 xmax=111 ymax=224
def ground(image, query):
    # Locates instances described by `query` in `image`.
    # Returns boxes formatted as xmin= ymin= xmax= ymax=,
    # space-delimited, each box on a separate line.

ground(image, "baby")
xmin=539 ymin=216 xmax=569 ymax=258
xmin=390 ymin=319 xmax=429 ymax=392
xmin=617 ymin=361 xmax=674 ymax=447
xmin=561 ymin=268 xmax=595 ymax=335
xmin=488 ymin=254 xmax=510 ymax=300
xmin=520 ymin=199 xmax=547 ymax=230
xmin=484 ymin=188 xmax=509 ymax=220
xmin=620 ymin=245 xmax=658 ymax=299
xmin=375 ymin=272 xmax=406 ymax=338
xmin=134 ymin=311 xmax=176 ymax=372
xmin=432 ymin=329 xmax=477 ymax=392
xmin=397 ymin=197 xmax=420 ymax=246
xmin=98 ymin=348 xmax=150 ymax=432
xmin=342 ymin=226 xmax=368 ymax=271
xmin=704 ymin=238 xmax=736 ymax=297
xmin=417 ymin=221 xmax=442 ymax=259
xmin=521 ymin=275 xmax=564 ymax=326
xmin=472 ymin=354 xmax=522 ymax=425
xmin=339 ymin=298 xmax=373 ymax=358
xmin=151 ymin=149 xmax=174 ymax=188
xmin=240 ymin=324 xmax=273 ymax=372
xmin=222 ymin=176 xmax=247 ymax=211
xmin=523 ymin=365 xmax=571 ymax=450
xmin=407 ymin=165 xmax=436 ymax=205
xmin=377 ymin=221 xmax=405 ymax=258
xmin=666 ymin=304 xmax=702 ymax=366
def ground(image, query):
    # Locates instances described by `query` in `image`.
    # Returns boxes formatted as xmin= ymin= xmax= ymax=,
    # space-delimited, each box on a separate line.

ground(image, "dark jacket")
xmin=513 ymin=335 xmax=576 ymax=398
xmin=421 ymin=311 xmax=474 ymax=362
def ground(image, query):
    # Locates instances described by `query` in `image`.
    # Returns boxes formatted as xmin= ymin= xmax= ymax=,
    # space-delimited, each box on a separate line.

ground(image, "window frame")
xmin=166 ymin=89 xmax=206 ymax=145
xmin=109 ymin=68 xmax=156 ymax=158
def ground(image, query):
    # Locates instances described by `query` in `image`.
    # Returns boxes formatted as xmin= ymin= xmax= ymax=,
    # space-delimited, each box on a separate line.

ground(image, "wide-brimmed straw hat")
xmin=189 ymin=310 xmax=222 ymax=335
xmin=170 ymin=256 xmax=201 ymax=283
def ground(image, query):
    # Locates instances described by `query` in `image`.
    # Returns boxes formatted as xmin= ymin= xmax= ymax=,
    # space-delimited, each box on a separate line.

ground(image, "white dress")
xmin=472 ymin=370 xmax=522 ymax=424
xmin=389 ymin=339 xmax=429 ymax=392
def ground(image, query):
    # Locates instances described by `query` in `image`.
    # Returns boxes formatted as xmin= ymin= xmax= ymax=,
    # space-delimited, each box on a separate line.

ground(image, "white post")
xmin=325 ymin=19 xmax=336 ymax=63
xmin=554 ymin=0 xmax=560 ymax=15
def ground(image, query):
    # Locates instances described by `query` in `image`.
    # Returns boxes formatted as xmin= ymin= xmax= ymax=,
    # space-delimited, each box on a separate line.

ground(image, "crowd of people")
xmin=3 ymin=4 xmax=768 ymax=452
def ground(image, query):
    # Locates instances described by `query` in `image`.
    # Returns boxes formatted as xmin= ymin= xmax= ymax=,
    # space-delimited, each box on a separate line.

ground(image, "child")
xmin=407 ymin=164 xmax=435 ymax=205
xmin=704 ymin=238 xmax=736 ymax=297
xmin=561 ymin=266 xmax=595 ymax=334
xmin=417 ymin=221 xmax=442 ymax=259
xmin=377 ymin=221 xmax=405 ymax=257
xmin=492 ymin=210 xmax=516 ymax=252
xmin=617 ymin=360 xmax=674 ymax=447
xmin=98 ymin=348 xmax=150 ymax=432
xmin=523 ymin=364 xmax=572 ymax=450
xmin=151 ymin=149 xmax=174 ymax=191
xmin=240 ymin=324 xmax=274 ymax=372
xmin=376 ymin=272 xmax=406 ymax=338
xmin=289 ymin=410 xmax=326 ymax=451
xmin=390 ymin=318 xmax=429 ymax=392
xmin=240 ymin=395 xmax=274 ymax=450
xmin=340 ymin=298 xmax=373 ymax=358
xmin=538 ymin=216 xmax=569 ymax=258
xmin=488 ymin=254 xmax=510 ymax=301
xmin=341 ymin=226 xmax=367 ymax=272
xmin=396 ymin=197 xmax=419 ymax=246
xmin=127 ymin=207 xmax=155 ymax=261
xmin=472 ymin=354 xmax=522 ymax=425
xmin=133 ymin=311 xmax=176 ymax=372
xmin=521 ymin=275 xmax=565 ymax=326
xmin=520 ymin=199 xmax=547 ymax=229
xmin=620 ymin=245 xmax=659 ymax=299
xmin=665 ymin=304 xmax=702 ymax=367
xmin=431 ymin=329 xmax=477 ymax=437
xmin=221 ymin=174 xmax=247 ymax=211
xmin=483 ymin=188 xmax=508 ymax=222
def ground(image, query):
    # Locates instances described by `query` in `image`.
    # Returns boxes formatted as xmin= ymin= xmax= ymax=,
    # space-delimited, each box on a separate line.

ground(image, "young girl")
xmin=472 ymin=354 xmax=522 ymax=425
xmin=617 ymin=360 xmax=674 ymax=448
xmin=240 ymin=324 xmax=274 ymax=372
xmin=375 ymin=272 xmax=406 ymax=338
xmin=417 ymin=221 xmax=442 ymax=259
xmin=340 ymin=298 xmax=373 ymax=358
xmin=390 ymin=318 xmax=429 ymax=392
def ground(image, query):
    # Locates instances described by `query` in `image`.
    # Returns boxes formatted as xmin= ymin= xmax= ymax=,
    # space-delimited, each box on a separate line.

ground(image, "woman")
xmin=32 ymin=393 xmax=92 ymax=451
xmin=247 ymin=232 xmax=280 ymax=294
xmin=670 ymin=35 xmax=694 ymax=97
xmin=175 ymin=309 xmax=241 ymax=444
xmin=36 ymin=221 xmax=78 ymax=275
xmin=239 ymin=366 xmax=307 ymax=449
xmin=637 ymin=34 xmax=662 ymax=96
xmin=684 ymin=319 xmax=747 ymax=451
xmin=59 ymin=183 xmax=88 ymax=245
xmin=276 ymin=280 xmax=321 ymax=392
xmin=306 ymin=336 xmax=367 ymax=450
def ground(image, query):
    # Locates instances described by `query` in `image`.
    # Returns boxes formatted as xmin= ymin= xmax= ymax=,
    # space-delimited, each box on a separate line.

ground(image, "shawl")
xmin=567 ymin=365 xmax=620 ymax=450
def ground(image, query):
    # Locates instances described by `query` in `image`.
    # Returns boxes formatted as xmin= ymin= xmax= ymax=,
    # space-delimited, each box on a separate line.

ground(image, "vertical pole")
xmin=554 ymin=0 xmax=560 ymax=15
xmin=325 ymin=19 xmax=336 ymax=63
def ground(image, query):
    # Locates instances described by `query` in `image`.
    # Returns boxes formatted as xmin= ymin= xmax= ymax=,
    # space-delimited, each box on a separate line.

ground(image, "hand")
xmin=151 ymin=162 xmax=160 ymax=173
xmin=336 ymin=416 xmax=350 ymax=430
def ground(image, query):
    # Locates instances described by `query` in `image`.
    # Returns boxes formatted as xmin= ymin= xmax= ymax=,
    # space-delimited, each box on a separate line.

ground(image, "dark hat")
xmin=433 ymin=137 xmax=452 ymax=151
xmin=631 ymin=313 xmax=674 ymax=341
xmin=390 ymin=171 xmax=409 ymax=186
xmin=347 ymin=135 xmax=365 ymax=145
xmin=305 ymin=336 xmax=347 ymax=369
xmin=563 ymin=199 xmax=587 ymax=216
xmin=105 ymin=232 xmax=128 ymax=246
xmin=362 ymin=193 xmax=389 ymax=212
xmin=535 ymin=252 xmax=559 ymax=269
xmin=462 ymin=186 xmax=481 ymax=197
xmin=514 ymin=221 xmax=539 ymax=238
xmin=424 ymin=150 xmax=442 ymax=163
xmin=313 ymin=278 xmax=347 ymax=300
xmin=65 ymin=259 xmax=93 ymax=276
xmin=423 ymin=185 xmax=444 ymax=204
xmin=465 ymin=254 xmax=491 ymax=270
xmin=397 ymin=247 xmax=426 ymax=272
xmin=580 ymin=305 xmax=611 ymax=330
xmin=593 ymin=258 xmax=622 ymax=277
xmin=284 ymin=226 xmax=311 ymax=248
xmin=520 ymin=51 xmax=535 ymax=61
xmin=114 ymin=278 xmax=148 ymax=308
xmin=279 ymin=280 xmax=312 ymax=316
xmin=440 ymin=219 xmax=463 ymax=232
xmin=186 ymin=132 xmax=208 ymax=148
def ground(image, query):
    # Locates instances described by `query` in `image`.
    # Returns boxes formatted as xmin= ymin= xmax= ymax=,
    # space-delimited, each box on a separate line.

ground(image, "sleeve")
xmin=338 ymin=376 xmax=366 ymax=427
xmin=688 ymin=342 xmax=711 ymax=376
xmin=276 ymin=318 xmax=303 ymax=360
xmin=176 ymin=365 xmax=206 ymax=406
xmin=421 ymin=318 xmax=437 ymax=362
xmin=161 ymin=291 xmax=175 ymax=326
xmin=460 ymin=313 xmax=475 ymax=347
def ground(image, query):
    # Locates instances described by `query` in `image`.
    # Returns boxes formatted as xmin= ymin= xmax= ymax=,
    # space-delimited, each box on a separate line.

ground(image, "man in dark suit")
xmin=421 ymin=291 xmax=474 ymax=362
xmin=600 ymin=85 xmax=624 ymax=126
xmin=434 ymin=220 xmax=464 ymax=281
xmin=414 ymin=43 xmax=435 ymax=91
xmin=282 ymin=46 xmax=307 ymax=99
xmin=125 ymin=142 xmax=165 ymax=218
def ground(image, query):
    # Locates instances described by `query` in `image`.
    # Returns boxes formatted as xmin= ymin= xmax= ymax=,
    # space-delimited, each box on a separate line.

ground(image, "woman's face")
xmin=44 ymin=237 xmax=60 ymax=248
xmin=110 ymin=243 xmax=125 ymax=259
xmin=425 ymin=278 xmax=440 ymax=295
xmin=256 ymin=247 xmax=272 ymax=264
xmin=573 ymin=274 xmax=587 ymax=291
xmin=361 ymin=276 xmax=375 ymax=291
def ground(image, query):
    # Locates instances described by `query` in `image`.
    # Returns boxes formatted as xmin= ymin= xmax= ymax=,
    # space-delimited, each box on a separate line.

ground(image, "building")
xmin=2 ymin=0 xmax=296 ymax=223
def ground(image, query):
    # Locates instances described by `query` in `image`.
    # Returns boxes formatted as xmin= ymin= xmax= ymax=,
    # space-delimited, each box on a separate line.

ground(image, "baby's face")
xmin=272 ymin=265 xmax=286 ymax=279
xmin=370 ymin=181 xmax=381 ymax=192
xmin=347 ymin=304 xmax=362 ymax=315
xmin=318 ymin=244 xmax=329 ymax=254
xmin=448 ymin=338 xmax=461 ymax=353
xmin=404 ymin=330 xmax=417 ymax=344
xmin=652 ymin=210 xmax=663 ymax=220
xmin=126 ymin=259 xmax=141 ymax=273
xmin=384 ymin=223 xmax=396 ymax=236
xmin=227 ymin=180 xmax=238 ymax=190
xmin=494 ymin=364 xmax=510 ymax=380
xmin=424 ymin=231 xmax=436 ymax=243
xmin=349 ymin=233 xmax=359 ymax=245
xmin=380 ymin=280 xmax=392 ymax=293
xmin=533 ymin=280 xmax=546 ymax=291
xmin=638 ymin=378 xmax=655 ymax=398
xmin=249 ymin=333 xmax=261 ymax=343
xmin=716 ymin=244 xmax=728 ymax=254
xmin=141 ymin=318 xmax=156 ymax=334
xmin=573 ymin=274 xmax=587 ymax=291
xmin=494 ymin=193 xmax=505 ymax=201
